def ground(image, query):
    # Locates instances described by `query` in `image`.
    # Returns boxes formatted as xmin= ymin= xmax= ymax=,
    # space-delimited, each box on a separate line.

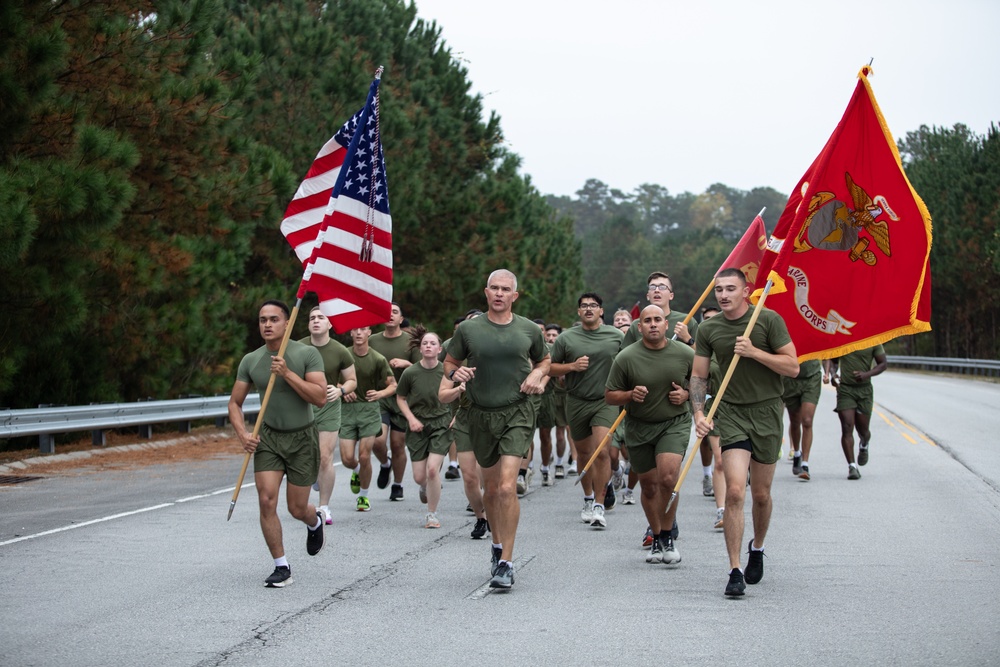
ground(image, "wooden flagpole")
xmin=574 ymin=409 xmax=627 ymax=485
xmin=227 ymin=297 xmax=303 ymax=521
xmin=665 ymin=279 xmax=775 ymax=514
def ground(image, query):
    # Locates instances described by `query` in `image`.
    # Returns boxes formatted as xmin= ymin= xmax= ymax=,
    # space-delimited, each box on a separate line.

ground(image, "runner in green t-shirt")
xmin=340 ymin=326 xmax=396 ymax=512
xmin=606 ymin=305 xmax=694 ymax=565
xmin=620 ymin=271 xmax=699 ymax=350
xmin=781 ymin=358 xmax=822 ymax=480
xmin=228 ymin=300 xmax=329 ymax=588
xmin=441 ymin=269 xmax=550 ymax=590
xmin=396 ymin=328 xmax=463 ymax=530
xmin=369 ymin=303 xmax=421 ymax=501
xmin=831 ymin=344 xmax=888 ymax=479
xmin=550 ymin=292 xmax=624 ymax=529
xmin=300 ymin=307 xmax=357 ymax=525
xmin=691 ymin=269 xmax=799 ymax=598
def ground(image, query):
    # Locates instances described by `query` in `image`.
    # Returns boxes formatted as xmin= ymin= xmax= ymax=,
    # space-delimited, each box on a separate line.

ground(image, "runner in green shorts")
xmin=546 ymin=324 xmax=574 ymax=479
xmin=550 ymin=292 xmax=624 ymax=529
xmin=228 ymin=300 xmax=329 ymax=588
xmin=396 ymin=327 xmax=463 ymax=529
xmin=832 ymin=344 xmax=888 ymax=479
xmin=781 ymin=358 xmax=821 ymax=480
xmin=607 ymin=305 xmax=694 ymax=564
xmin=441 ymin=269 xmax=550 ymax=590
xmin=339 ymin=326 xmax=396 ymax=512
xmin=691 ymin=269 xmax=799 ymax=598
xmin=301 ymin=307 xmax=358 ymax=524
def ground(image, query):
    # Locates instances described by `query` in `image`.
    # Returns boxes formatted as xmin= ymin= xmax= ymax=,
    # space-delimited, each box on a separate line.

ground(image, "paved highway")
xmin=1 ymin=370 xmax=998 ymax=666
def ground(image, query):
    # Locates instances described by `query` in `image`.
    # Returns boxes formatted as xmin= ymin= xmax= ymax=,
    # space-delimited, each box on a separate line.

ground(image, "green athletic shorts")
xmin=340 ymin=401 xmax=382 ymax=441
xmin=836 ymin=383 xmax=874 ymax=415
xmin=553 ymin=389 xmax=569 ymax=428
xmin=452 ymin=408 xmax=472 ymax=453
xmin=256 ymin=422 xmax=319 ymax=487
xmin=625 ymin=412 xmax=691 ymax=474
xmin=536 ymin=391 xmax=556 ymax=429
xmin=566 ymin=395 xmax=619 ymax=442
xmin=611 ymin=417 xmax=626 ymax=450
xmin=313 ymin=400 xmax=342 ymax=432
xmin=704 ymin=396 xmax=720 ymax=437
xmin=782 ymin=373 xmax=821 ymax=410
xmin=405 ymin=414 xmax=452 ymax=461
xmin=716 ymin=398 xmax=784 ymax=465
xmin=467 ymin=399 xmax=536 ymax=468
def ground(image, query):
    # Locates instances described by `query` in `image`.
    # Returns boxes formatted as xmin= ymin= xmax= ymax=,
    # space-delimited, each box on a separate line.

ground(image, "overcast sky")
xmin=411 ymin=0 xmax=1000 ymax=202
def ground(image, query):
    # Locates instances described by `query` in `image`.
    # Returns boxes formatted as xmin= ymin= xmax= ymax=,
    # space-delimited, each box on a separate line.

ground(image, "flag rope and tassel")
xmin=574 ymin=409 xmax=627 ymax=485
xmin=665 ymin=279 xmax=775 ymax=514
xmin=227 ymin=298 xmax=304 ymax=521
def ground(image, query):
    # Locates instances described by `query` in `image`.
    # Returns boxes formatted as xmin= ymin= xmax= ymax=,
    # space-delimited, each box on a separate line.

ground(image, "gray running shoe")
xmin=792 ymin=453 xmax=803 ymax=476
xmin=591 ymin=504 xmax=607 ymax=529
xmin=554 ymin=464 xmax=566 ymax=479
xmin=662 ymin=535 xmax=681 ymax=564
xmin=646 ymin=537 xmax=663 ymax=563
xmin=858 ymin=443 xmax=869 ymax=466
xmin=580 ymin=499 xmax=595 ymax=523
xmin=490 ymin=561 xmax=514 ymax=589
xmin=702 ymin=474 xmax=714 ymax=497
xmin=848 ymin=463 xmax=861 ymax=480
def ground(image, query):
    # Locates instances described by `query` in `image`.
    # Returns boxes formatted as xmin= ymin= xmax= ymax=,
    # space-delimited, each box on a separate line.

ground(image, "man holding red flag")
xmin=692 ymin=269 xmax=799 ymax=597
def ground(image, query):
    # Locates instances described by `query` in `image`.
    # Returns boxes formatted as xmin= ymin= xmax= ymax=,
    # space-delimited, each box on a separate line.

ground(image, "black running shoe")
xmin=471 ymin=517 xmax=489 ymax=540
xmin=745 ymin=540 xmax=764 ymax=584
xmin=377 ymin=464 xmax=392 ymax=489
xmin=491 ymin=545 xmax=502 ymax=576
xmin=858 ymin=443 xmax=869 ymax=466
xmin=792 ymin=453 xmax=803 ymax=476
xmin=725 ymin=568 xmax=746 ymax=597
xmin=490 ymin=561 xmax=514 ymax=589
xmin=306 ymin=511 xmax=325 ymax=556
xmin=670 ymin=518 xmax=679 ymax=540
xmin=265 ymin=566 xmax=292 ymax=588
xmin=445 ymin=465 xmax=461 ymax=480
xmin=389 ymin=484 xmax=404 ymax=501
xmin=604 ymin=481 xmax=616 ymax=511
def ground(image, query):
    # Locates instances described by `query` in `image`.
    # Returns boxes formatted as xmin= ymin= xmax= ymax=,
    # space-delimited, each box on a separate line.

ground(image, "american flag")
xmin=281 ymin=70 xmax=392 ymax=332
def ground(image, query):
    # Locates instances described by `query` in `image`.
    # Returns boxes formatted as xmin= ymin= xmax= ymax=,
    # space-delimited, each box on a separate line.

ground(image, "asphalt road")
xmin=1 ymin=370 xmax=998 ymax=666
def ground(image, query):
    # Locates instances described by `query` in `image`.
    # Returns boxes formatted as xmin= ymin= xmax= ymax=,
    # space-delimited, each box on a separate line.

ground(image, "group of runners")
xmin=228 ymin=267 xmax=888 ymax=596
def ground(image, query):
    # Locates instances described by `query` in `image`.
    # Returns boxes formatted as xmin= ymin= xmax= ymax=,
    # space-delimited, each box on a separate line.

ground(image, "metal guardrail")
xmin=0 ymin=394 xmax=260 ymax=454
xmin=887 ymin=355 xmax=1000 ymax=378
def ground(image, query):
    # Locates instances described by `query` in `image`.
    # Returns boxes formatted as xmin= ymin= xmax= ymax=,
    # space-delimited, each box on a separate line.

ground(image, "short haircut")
xmin=544 ymin=323 xmax=562 ymax=333
xmin=716 ymin=267 xmax=746 ymax=284
xmin=261 ymin=300 xmax=290 ymax=319
xmin=578 ymin=292 xmax=603 ymax=307
xmin=647 ymin=271 xmax=672 ymax=287
xmin=487 ymin=268 xmax=518 ymax=291
xmin=532 ymin=317 xmax=545 ymax=325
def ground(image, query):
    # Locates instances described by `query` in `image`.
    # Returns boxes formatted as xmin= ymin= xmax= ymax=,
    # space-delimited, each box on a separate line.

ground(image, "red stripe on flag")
xmin=302 ymin=147 xmax=346 ymax=180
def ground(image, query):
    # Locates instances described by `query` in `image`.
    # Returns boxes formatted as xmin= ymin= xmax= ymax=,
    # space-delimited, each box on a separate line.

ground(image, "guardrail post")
xmin=39 ymin=433 xmax=55 ymax=454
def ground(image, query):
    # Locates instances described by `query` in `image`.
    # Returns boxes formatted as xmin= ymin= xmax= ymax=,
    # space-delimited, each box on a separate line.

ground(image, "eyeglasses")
xmin=578 ymin=304 xmax=601 ymax=311
xmin=648 ymin=284 xmax=673 ymax=292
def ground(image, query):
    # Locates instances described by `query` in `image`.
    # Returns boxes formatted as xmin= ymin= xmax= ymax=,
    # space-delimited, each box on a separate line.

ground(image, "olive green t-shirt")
xmin=606 ymin=340 xmax=695 ymax=422
xmin=298 ymin=336 xmax=354 ymax=385
xmin=349 ymin=347 xmax=393 ymax=400
xmin=695 ymin=307 xmax=793 ymax=405
xmin=448 ymin=314 xmax=547 ymax=409
xmin=369 ymin=331 xmax=420 ymax=381
xmin=550 ymin=324 xmax=624 ymax=401
xmin=838 ymin=345 xmax=885 ymax=387
xmin=236 ymin=341 xmax=324 ymax=430
xmin=622 ymin=309 xmax=699 ymax=349
xmin=396 ymin=362 xmax=449 ymax=420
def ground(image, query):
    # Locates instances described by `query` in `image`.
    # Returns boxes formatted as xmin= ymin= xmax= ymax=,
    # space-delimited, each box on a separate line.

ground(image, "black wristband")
xmin=687 ymin=338 xmax=695 ymax=345
xmin=449 ymin=369 xmax=458 ymax=381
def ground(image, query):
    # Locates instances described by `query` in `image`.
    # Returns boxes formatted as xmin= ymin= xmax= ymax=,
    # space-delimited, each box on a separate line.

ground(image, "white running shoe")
xmin=714 ymin=507 xmax=724 ymax=529
xmin=662 ymin=536 xmax=681 ymax=564
xmin=580 ymin=499 xmax=595 ymax=523
xmin=621 ymin=488 xmax=635 ymax=505
xmin=590 ymin=504 xmax=607 ymax=529
xmin=516 ymin=474 xmax=526 ymax=494
xmin=612 ymin=468 xmax=624 ymax=491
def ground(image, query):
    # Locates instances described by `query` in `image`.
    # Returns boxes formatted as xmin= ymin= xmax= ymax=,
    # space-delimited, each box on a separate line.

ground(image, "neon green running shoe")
xmin=350 ymin=471 xmax=361 ymax=495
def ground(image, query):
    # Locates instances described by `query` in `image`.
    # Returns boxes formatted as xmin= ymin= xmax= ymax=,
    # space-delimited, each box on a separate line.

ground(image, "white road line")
xmin=1 ymin=462 xmax=344 ymax=547
xmin=0 ymin=504 xmax=175 ymax=546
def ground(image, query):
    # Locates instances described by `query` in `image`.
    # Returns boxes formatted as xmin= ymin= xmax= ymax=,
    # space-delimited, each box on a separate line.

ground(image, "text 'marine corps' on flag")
xmin=750 ymin=66 xmax=932 ymax=362
xmin=281 ymin=71 xmax=393 ymax=333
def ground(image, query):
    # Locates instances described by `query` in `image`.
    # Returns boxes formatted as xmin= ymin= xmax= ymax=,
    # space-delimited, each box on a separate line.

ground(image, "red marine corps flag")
xmin=751 ymin=66 xmax=932 ymax=360
xmin=280 ymin=68 xmax=392 ymax=331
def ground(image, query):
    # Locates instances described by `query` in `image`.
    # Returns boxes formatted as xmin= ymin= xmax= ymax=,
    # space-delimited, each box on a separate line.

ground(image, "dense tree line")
xmin=547 ymin=180 xmax=789 ymax=317
xmin=0 ymin=0 xmax=580 ymax=415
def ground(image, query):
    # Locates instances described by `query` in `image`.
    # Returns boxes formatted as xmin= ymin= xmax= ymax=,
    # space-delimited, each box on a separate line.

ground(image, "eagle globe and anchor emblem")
xmin=784 ymin=172 xmax=899 ymax=335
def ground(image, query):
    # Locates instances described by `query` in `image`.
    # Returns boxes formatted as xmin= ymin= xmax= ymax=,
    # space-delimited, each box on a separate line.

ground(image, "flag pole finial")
xmin=375 ymin=65 xmax=384 ymax=80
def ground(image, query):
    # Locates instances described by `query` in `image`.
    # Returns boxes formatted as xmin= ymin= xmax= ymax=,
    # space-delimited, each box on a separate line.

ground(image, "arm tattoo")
xmin=689 ymin=376 xmax=708 ymax=414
